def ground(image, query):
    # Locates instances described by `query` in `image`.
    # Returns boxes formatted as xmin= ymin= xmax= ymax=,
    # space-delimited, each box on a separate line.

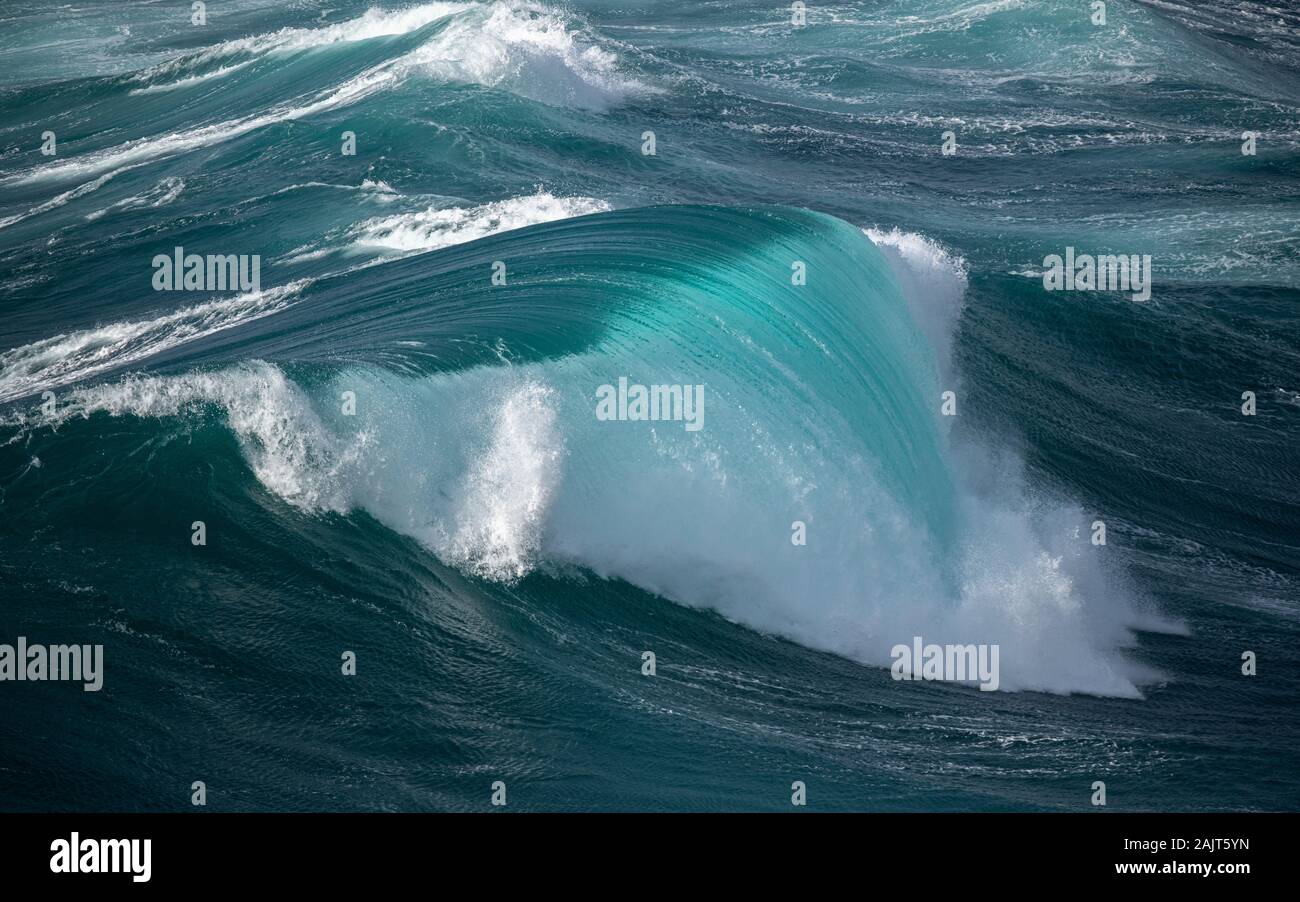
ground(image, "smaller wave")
xmin=9 ymin=3 xmax=644 ymax=189
xmin=0 ymin=282 xmax=307 ymax=404
xmin=0 ymin=164 xmax=145 ymax=230
xmin=886 ymin=0 xmax=1030 ymax=40
xmin=125 ymin=0 xmax=651 ymax=110
xmin=85 ymin=177 xmax=185 ymax=221
xmin=393 ymin=0 xmax=655 ymax=109
xmin=128 ymin=62 xmax=254 ymax=95
xmin=6 ymin=66 xmax=400 ymax=187
xmin=359 ymin=178 xmax=399 ymax=195
xmin=269 ymin=179 xmax=399 ymax=199
xmin=281 ymin=191 xmax=611 ymax=265
xmin=130 ymin=2 xmax=472 ymax=80
xmin=348 ymin=192 xmax=611 ymax=256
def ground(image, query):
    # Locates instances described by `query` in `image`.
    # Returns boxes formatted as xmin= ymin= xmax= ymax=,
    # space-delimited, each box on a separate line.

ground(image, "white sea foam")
xmin=128 ymin=62 xmax=254 ymax=95
xmin=85 ymin=177 xmax=185 ymax=221
xmin=35 ymin=364 xmax=557 ymax=573
xmin=279 ymin=191 xmax=610 ymax=265
xmin=440 ymin=380 xmax=564 ymax=579
xmin=32 ymin=362 xmax=369 ymax=512
xmin=393 ymin=0 xmax=652 ymax=109
xmin=349 ymin=192 xmax=612 ymax=256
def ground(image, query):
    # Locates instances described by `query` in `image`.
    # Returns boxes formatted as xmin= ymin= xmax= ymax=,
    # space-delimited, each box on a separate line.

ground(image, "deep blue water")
xmin=0 ymin=0 xmax=1298 ymax=811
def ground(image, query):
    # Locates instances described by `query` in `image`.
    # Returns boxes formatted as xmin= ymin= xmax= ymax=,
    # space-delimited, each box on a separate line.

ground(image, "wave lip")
xmin=308 ymin=191 xmax=612 ymax=263
xmin=864 ymin=227 xmax=968 ymax=377
xmin=0 ymin=281 xmax=307 ymax=404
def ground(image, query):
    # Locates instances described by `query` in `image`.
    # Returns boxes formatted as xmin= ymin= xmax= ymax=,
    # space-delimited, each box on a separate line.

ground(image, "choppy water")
xmin=1 ymin=0 xmax=1298 ymax=811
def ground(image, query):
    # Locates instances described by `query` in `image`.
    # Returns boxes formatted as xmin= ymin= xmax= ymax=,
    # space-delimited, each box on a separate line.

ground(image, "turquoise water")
xmin=1 ymin=0 xmax=1298 ymax=811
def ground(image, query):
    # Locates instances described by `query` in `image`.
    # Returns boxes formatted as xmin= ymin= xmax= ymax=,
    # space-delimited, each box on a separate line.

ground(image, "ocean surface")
xmin=0 ymin=0 xmax=1297 ymax=811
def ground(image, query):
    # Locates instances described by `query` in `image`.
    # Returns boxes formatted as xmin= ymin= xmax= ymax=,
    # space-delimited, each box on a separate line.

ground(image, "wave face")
xmin=2 ymin=0 xmax=1299 ymax=812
